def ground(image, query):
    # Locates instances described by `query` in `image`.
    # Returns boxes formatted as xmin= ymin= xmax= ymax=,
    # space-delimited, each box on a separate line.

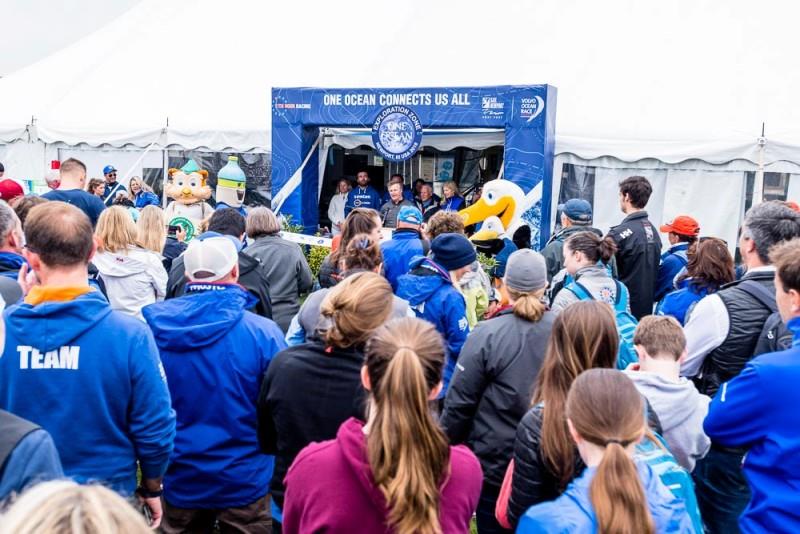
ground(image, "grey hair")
xmin=0 ymin=201 xmax=20 ymax=240
xmin=246 ymin=206 xmax=281 ymax=238
xmin=742 ymin=201 xmax=800 ymax=264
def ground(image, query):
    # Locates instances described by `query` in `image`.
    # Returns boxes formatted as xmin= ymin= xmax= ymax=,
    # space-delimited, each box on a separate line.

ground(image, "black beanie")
xmin=431 ymin=233 xmax=477 ymax=271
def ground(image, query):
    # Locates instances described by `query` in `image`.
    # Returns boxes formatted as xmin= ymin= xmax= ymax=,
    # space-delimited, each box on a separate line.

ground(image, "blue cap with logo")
xmin=558 ymin=198 xmax=593 ymax=224
xmin=398 ymin=206 xmax=423 ymax=225
xmin=103 ymin=165 xmax=118 ymax=175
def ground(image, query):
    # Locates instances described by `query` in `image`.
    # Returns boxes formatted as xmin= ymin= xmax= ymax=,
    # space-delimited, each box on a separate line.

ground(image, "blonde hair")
xmin=136 ymin=205 xmax=166 ymax=254
xmin=0 ymin=480 xmax=151 ymax=534
xmin=319 ymin=271 xmax=393 ymax=349
xmin=95 ymin=206 xmax=139 ymax=253
xmin=506 ymin=286 xmax=547 ymax=322
xmin=246 ymin=206 xmax=281 ymax=238
xmin=364 ymin=317 xmax=450 ymax=534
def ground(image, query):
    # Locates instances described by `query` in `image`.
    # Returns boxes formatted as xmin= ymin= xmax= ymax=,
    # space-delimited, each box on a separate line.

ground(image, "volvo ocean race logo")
xmin=371 ymin=106 xmax=423 ymax=162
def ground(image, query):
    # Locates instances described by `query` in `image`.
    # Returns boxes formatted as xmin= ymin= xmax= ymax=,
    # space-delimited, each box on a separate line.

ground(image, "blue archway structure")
xmin=271 ymin=85 xmax=557 ymax=247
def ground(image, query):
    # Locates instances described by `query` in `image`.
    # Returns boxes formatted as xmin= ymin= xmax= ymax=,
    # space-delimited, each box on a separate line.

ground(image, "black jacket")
xmin=162 ymin=237 xmax=187 ymax=274
xmin=257 ymin=341 xmax=366 ymax=508
xmin=166 ymin=251 xmax=272 ymax=319
xmin=607 ymin=211 xmax=662 ymax=319
xmin=441 ymin=309 xmax=555 ymax=487
xmin=697 ymin=271 xmax=776 ymax=397
xmin=317 ymin=254 xmax=341 ymax=289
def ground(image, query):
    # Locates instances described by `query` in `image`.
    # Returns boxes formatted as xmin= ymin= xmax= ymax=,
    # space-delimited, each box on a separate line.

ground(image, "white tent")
xmin=1 ymin=0 xmax=799 ymax=246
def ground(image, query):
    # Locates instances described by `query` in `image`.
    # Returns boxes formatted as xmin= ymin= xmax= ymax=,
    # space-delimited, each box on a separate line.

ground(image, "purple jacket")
xmin=283 ymin=417 xmax=482 ymax=534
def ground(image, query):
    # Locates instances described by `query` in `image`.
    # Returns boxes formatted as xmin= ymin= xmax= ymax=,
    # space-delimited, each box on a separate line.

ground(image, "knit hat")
xmin=398 ymin=206 xmax=423 ymax=225
xmin=183 ymin=236 xmax=239 ymax=282
xmin=504 ymin=249 xmax=547 ymax=292
xmin=431 ymin=233 xmax=476 ymax=271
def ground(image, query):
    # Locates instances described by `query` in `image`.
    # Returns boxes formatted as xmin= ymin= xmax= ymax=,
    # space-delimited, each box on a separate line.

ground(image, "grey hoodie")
xmin=624 ymin=369 xmax=711 ymax=471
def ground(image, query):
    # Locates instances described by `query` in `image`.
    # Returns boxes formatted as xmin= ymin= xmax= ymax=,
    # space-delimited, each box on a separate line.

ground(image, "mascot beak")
xmin=470 ymin=228 xmax=500 ymax=241
xmin=459 ymin=196 xmax=515 ymax=229
xmin=181 ymin=187 xmax=192 ymax=197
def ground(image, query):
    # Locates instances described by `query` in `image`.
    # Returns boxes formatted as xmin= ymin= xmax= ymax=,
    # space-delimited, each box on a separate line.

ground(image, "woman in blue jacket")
xmin=396 ymin=233 xmax=475 ymax=394
xmin=656 ymin=237 xmax=734 ymax=325
xmin=440 ymin=180 xmax=465 ymax=212
xmin=518 ymin=369 xmax=693 ymax=533
xmin=129 ymin=177 xmax=161 ymax=208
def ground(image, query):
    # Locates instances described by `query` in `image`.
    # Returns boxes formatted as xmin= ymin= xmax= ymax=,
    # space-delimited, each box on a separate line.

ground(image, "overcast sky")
xmin=0 ymin=0 xmax=140 ymax=76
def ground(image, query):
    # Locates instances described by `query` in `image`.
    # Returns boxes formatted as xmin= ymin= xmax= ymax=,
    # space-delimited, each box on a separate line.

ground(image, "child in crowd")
xmin=282 ymin=317 xmax=482 ymax=534
xmin=517 ymin=369 xmax=693 ymax=533
xmin=625 ymin=316 xmax=711 ymax=471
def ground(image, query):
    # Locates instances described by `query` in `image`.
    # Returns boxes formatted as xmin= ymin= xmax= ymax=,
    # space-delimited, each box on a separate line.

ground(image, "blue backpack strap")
xmin=613 ymin=280 xmax=630 ymax=313
xmin=568 ymin=281 xmax=594 ymax=301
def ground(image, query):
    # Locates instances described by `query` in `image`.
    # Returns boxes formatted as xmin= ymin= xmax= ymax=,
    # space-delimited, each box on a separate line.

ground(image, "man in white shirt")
xmin=683 ymin=200 xmax=800 ymax=534
xmin=327 ymin=179 xmax=351 ymax=236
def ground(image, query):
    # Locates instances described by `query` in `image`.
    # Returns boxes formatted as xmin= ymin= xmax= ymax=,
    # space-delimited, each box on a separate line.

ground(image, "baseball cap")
xmin=103 ymin=165 xmax=117 ymax=175
xmin=504 ymin=249 xmax=547 ymax=292
xmin=398 ymin=206 xmax=423 ymax=225
xmin=0 ymin=179 xmax=24 ymax=201
xmin=660 ymin=215 xmax=700 ymax=237
xmin=558 ymin=199 xmax=593 ymax=224
xmin=183 ymin=236 xmax=239 ymax=282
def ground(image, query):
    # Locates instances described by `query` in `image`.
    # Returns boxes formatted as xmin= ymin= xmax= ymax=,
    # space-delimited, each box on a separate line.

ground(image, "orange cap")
xmin=660 ymin=215 xmax=700 ymax=237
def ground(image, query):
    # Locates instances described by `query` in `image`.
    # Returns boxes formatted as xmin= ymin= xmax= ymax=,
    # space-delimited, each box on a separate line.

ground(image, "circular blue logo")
xmin=371 ymin=106 xmax=423 ymax=162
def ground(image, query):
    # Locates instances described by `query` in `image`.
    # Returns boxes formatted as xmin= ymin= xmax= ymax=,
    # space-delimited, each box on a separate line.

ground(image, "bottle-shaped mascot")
xmin=164 ymin=159 xmax=213 ymax=241
xmin=215 ymin=155 xmax=247 ymax=215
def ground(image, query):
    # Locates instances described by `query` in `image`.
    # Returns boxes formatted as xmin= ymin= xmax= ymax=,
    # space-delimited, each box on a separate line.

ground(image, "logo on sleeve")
xmin=18 ymin=345 xmax=80 ymax=370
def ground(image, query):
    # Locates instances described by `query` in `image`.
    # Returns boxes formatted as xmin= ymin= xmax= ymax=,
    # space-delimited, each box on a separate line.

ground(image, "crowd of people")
xmin=0 ymin=158 xmax=798 ymax=534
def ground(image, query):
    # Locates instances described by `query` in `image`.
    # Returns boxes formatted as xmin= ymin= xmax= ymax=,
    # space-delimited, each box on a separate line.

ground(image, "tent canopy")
xmin=0 ymin=0 xmax=799 ymax=163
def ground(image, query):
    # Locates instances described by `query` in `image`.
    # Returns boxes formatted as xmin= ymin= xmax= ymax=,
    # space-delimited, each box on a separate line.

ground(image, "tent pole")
xmin=754 ymin=122 xmax=766 ymax=205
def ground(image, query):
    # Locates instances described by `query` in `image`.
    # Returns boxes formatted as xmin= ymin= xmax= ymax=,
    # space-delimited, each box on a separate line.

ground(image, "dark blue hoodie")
xmin=0 ymin=290 xmax=175 ymax=493
xmin=396 ymin=257 xmax=469 ymax=392
xmin=143 ymin=284 xmax=286 ymax=508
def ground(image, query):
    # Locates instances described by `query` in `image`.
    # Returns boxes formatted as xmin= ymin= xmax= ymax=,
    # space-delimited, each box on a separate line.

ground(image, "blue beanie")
xmin=431 ymin=233 xmax=477 ymax=271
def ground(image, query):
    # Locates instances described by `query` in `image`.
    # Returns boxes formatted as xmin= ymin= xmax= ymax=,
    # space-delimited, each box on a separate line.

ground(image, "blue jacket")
xmin=441 ymin=196 xmax=464 ymax=212
xmin=517 ymin=461 xmax=694 ymax=533
xmin=143 ymin=283 xmax=286 ymax=508
xmin=704 ymin=316 xmax=800 ymax=534
xmin=344 ymin=185 xmax=381 ymax=215
xmin=380 ymin=229 xmax=426 ymax=291
xmin=0 ymin=290 xmax=175 ymax=493
xmin=134 ymin=191 xmax=161 ymax=208
xmin=0 ymin=251 xmax=26 ymax=280
xmin=0 ymin=427 xmax=63 ymax=499
xmin=656 ymin=279 xmax=710 ymax=326
xmin=396 ymin=257 xmax=469 ymax=392
xmin=216 ymin=202 xmax=248 ymax=216
xmin=655 ymin=243 xmax=690 ymax=302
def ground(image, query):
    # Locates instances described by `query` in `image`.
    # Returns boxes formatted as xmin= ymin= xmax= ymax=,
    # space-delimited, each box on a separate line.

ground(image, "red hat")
xmin=0 ymin=180 xmax=24 ymax=202
xmin=660 ymin=215 xmax=700 ymax=237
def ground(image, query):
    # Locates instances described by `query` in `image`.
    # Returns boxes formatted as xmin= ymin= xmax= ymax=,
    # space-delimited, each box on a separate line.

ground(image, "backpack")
xmin=566 ymin=279 xmax=639 ymax=370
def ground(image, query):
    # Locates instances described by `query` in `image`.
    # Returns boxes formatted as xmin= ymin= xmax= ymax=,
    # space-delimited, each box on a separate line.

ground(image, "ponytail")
xmin=590 ymin=442 xmax=655 ymax=534
xmin=566 ymin=369 xmax=653 ymax=534
xmin=365 ymin=318 xmax=450 ymax=534
xmin=319 ymin=272 xmax=393 ymax=348
xmin=507 ymin=286 xmax=546 ymax=322
xmin=565 ymin=231 xmax=618 ymax=264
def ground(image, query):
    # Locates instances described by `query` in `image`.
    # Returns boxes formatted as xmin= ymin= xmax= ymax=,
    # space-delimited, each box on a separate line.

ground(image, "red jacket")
xmin=283 ymin=417 xmax=482 ymax=533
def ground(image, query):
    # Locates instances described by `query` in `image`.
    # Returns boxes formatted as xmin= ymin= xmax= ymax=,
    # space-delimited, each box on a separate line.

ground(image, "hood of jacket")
xmin=624 ymin=370 xmax=709 ymax=434
xmin=0 ymin=251 xmax=26 ymax=272
xmin=396 ymin=257 xmax=450 ymax=306
xmin=143 ymin=284 xmax=257 ymax=350
xmin=336 ymin=417 xmax=390 ymax=511
xmin=568 ymin=462 xmax=689 ymax=531
xmin=548 ymin=225 xmax=602 ymax=245
xmin=93 ymin=247 xmax=157 ymax=278
xmin=5 ymin=290 xmax=113 ymax=352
